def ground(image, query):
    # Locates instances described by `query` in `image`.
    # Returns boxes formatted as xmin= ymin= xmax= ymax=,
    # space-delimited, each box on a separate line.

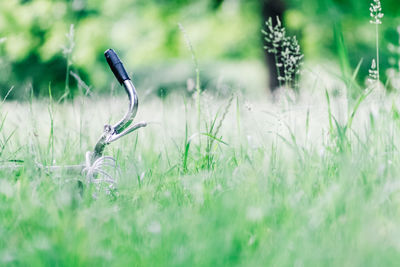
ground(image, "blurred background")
xmin=0 ymin=0 xmax=399 ymax=99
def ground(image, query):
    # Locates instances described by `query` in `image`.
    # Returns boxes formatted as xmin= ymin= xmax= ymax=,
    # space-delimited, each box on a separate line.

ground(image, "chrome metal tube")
xmin=91 ymin=79 xmax=145 ymax=163
xmin=113 ymin=80 xmax=138 ymax=133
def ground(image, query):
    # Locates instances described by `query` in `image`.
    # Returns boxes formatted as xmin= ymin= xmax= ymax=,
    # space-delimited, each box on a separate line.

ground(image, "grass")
xmin=1 ymin=74 xmax=400 ymax=266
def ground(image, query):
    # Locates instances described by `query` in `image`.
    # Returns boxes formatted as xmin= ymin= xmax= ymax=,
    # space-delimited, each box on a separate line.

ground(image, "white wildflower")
xmin=368 ymin=59 xmax=378 ymax=83
xmin=263 ymin=17 xmax=303 ymax=91
xmin=370 ymin=0 xmax=384 ymax=25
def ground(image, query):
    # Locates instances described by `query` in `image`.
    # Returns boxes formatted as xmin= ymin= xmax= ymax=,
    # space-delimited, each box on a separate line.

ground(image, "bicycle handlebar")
xmin=91 ymin=49 xmax=146 ymax=163
xmin=104 ymin=49 xmax=130 ymax=85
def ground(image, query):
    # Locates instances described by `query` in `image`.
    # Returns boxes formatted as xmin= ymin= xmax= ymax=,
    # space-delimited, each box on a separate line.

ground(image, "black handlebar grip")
xmin=104 ymin=49 xmax=131 ymax=85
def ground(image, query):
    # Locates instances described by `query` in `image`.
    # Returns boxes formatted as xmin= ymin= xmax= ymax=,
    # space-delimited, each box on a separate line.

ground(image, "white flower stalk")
xmin=370 ymin=0 xmax=384 ymax=84
xmin=370 ymin=0 xmax=384 ymax=25
xmin=263 ymin=17 xmax=303 ymax=92
xmin=280 ymin=36 xmax=304 ymax=91
xmin=263 ymin=17 xmax=286 ymax=54
xmin=263 ymin=17 xmax=286 ymax=88
xmin=368 ymin=59 xmax=378 ymax=84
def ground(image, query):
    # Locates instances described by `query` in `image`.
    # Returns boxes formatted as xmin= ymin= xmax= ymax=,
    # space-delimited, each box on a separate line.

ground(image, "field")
xmin=1 ymin=72 xmax=400 ymax=266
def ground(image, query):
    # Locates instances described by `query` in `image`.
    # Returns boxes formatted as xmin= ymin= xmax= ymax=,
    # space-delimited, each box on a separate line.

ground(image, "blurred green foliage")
xmin=0 ymin=0 xmax=399 ymax=98
xmin=0 ymin=0 xmax=260 ymax=98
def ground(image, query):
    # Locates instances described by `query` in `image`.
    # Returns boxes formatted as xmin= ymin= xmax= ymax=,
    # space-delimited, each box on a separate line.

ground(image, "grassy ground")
xmin=1 ymin=80 xmax=400 ymax=266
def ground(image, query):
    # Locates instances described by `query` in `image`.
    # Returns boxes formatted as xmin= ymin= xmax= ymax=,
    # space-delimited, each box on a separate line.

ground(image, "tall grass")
xmin=2 ymin=7 xmax=400 ymax=267
xmin=59 ymin=24 xmax=75 ymax=102
xmin=2 ymin=84 xmax=400 ymax=265
xmin=179 ymin=24 xmax=202 ymax=143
